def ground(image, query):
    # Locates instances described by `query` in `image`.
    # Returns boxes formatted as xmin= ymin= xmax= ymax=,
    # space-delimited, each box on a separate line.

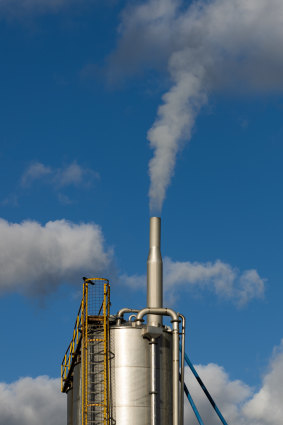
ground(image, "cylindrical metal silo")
xmin=109 ymin=323 xmax=173 ymax=425
xmin=73 ymin=363 xmax=82 ymax=425
xmin=62 ymin=217 xmax=184 ymax=425
xmin=67 ymin=388 xmax=73 ymax=425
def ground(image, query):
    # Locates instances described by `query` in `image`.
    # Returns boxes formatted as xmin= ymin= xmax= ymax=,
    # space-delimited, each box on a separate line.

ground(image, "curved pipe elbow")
xmin=135 ymin=307 xmax=179 ymax=325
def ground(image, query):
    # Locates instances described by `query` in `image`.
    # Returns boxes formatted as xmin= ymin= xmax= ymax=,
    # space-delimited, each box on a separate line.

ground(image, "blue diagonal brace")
xmin=182 ymin=349 xmax=229 ymax=425
xmin=181 ymin=373 xmax=205 ymax=425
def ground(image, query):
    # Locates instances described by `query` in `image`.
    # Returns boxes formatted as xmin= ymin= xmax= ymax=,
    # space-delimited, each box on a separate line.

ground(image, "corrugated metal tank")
xmin=67 ymin=388 xmax=73 ymax=425
xmin=73 ymin=363 xmax=82 ymax=425
xmin=109 ymin=324 xmax=173 ymax=425
xmin=66 ymin=323 xmax=173 ymax=425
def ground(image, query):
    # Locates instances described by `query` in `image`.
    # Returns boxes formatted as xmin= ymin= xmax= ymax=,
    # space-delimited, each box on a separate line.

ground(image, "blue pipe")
xmin=183 ymin=350 xmax=229 ymax=425
xmin=181 ymin=375 xmax=205 ymax=425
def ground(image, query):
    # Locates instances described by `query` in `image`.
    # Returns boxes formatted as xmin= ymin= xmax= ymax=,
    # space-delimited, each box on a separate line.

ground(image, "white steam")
xmin=0 ymin=218 xmax=112 ymax=296
xmin=111 ymin=0 xmax=283 ymax=211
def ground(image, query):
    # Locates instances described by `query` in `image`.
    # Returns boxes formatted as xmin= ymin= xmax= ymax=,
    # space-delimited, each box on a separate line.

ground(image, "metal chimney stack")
xmin=62 ymin=215 xmax=185 ymax=425
xmin=147 ymin=217 xmax=163 ymax=327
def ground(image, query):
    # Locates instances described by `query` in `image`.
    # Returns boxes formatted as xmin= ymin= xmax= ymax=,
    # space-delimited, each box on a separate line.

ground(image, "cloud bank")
xmin=0 ymin=376 xmax=65 ymax=425
xmin=185 ymin=340 xmax=283 ymax=425
xmin=122 ymin=256 xmax=265 ymax=306
xmin=1 ymin=161 xmax=100 ymax=206
xmin=0 ymin=217 xmax=264 ymax=304
xmin=110 ymin=0 xmax=283 ymax=211
xmin=0 ymin=218 xmax=112 ymax=296
xmin=21 ymin=161 xmax=98 ymax=189
xmin=1 ymin=340 xmax=283 ymax=424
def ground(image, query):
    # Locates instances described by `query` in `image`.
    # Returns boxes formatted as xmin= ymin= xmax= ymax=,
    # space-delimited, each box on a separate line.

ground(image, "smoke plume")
xmin=111 ymin=0 xmax=283 ymax=211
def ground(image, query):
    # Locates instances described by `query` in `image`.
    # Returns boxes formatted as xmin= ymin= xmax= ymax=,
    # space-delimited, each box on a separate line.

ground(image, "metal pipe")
xmin=136 ymin=307 xmax=178 ymax=325
xmin=136 ymin=307 xmax=179 ymax=425
xmin=147 ymin=217 xmax=163 ymax=327
xmin=183 ymin=351 xmax=229 ymax=425
xmin=178 ymin=314 xmax=185 ymax=425
xmin=116 ymin=308 xmax=139 ymax=325
xmin=182 ymin=377 xmax=205 ymax=425
xmin=150 ymin=338 xmax=157 ymax=425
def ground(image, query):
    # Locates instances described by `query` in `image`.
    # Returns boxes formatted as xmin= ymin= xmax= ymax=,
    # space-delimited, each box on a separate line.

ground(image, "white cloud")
xmin=21 ymin=162 xmax=52 ymax=187
xmin=57 ymin=192 xmax=74 ymax=205
xmin=122 ymin=256 xmax=265 ymax=306
xmin=110 ymin=0 xmax=283 ymax=211
xmin=0 ymin=376 xmax=65 ymax=425
xmin=165 ymin=257 xmax=265 ymax=305
xmin=185 ymin=340 xmax=283 ymax=425
xmin=1 ymin=340 xmax=283 ymax=425
xmin=21 ymin=161 xmax=98 ymax=189
xmin=0 ymin=218 xmax=112 ymax=296
xmin=119 ymin=272 xmax=146 ymax=290
xmin=184 ymin=363 xmax=251 ymax=425
xmin=242 ymin=343 xmax=283 ymax=425
xmin=55 ymin=162 xmax=85 ymax=187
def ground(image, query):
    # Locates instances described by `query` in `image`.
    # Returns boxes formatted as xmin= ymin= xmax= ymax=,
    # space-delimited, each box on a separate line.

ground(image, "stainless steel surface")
xmin=67 ymin=388 xmax=73 ymax=425
xmin=73 ymin=363 xmax=82 ymax=425
xmin=150 ymin=338 xmax=157 ymax=425
xmin=179 ymin=313 xmax=185 ymax=425
xmin=64 ymin=214 xmax=187 ymax=425
xmin=109 ymin=325 xmax=173 ymax=425
xmin=136 ymin=308 xmax=178 ymax=325
xmin=116 ymin=308 xmax=139 ymax=325
xmin=172 ymin=320 xmax=179 ymax=425
xmin=135 ymin=307 xmax=180 ymax=425
xmin=147 ymin=217 xmax=163 ymax=327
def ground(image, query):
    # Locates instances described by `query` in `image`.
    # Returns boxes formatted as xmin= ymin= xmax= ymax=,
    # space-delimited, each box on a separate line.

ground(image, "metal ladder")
xmin=82 ymin=279 xmax=110 ymax=425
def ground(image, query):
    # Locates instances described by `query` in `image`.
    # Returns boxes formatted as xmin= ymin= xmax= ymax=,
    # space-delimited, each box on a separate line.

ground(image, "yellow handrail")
xmin=61 ymin=300 xmax=83 ymax=392
xmin=61 ymin=277 xmax=110 ymax=425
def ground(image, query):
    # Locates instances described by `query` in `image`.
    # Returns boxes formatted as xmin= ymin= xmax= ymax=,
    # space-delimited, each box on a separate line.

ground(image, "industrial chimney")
xmin=61 ymin=217 xmax=184 ymax=425
xmin=147 ymin=217 xmax=163 ymax=327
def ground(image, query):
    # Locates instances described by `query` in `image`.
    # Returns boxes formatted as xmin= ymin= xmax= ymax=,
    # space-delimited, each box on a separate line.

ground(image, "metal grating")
xmin=87 ymin=279 xmax=107 ymax=316
xmin=82 ymin=278 xmax=110 ymax=425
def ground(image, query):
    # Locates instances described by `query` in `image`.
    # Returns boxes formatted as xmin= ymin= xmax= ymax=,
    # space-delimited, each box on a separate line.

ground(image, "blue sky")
xmin=0 ymin=1 xmax=283 ymax=424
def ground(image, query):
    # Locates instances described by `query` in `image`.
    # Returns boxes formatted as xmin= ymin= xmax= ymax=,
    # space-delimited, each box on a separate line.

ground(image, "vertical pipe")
xmin=103 ymin=284 xmax=107 ymax=424
xmin=172 ymin=320 xmax=179 ymax=425
xmin=136 ymin=308 xmax=180 ymax=425
xmin=179 ymin=314 xmax=185 ymax=425
xmin=147 ymin=217 xmax=163 ymax=326
xmin=150 ymin=338 xmax=157 ymax=425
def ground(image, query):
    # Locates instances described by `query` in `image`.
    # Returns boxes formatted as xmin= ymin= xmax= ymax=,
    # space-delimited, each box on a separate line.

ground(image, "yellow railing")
xmin=61 ymin=277 xmax=110 ymax=425
xmin=61 ymin=299 xmax=83 ymax=392
xmin=81 ymin=278 xmax=110 ymax=425
xmin=81 ymin=280 xmax=88 ymax=425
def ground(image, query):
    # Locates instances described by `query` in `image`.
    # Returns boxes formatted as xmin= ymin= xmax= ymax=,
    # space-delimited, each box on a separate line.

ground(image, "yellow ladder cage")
xmin=61 ymin=278 xmax=110 ymax=425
